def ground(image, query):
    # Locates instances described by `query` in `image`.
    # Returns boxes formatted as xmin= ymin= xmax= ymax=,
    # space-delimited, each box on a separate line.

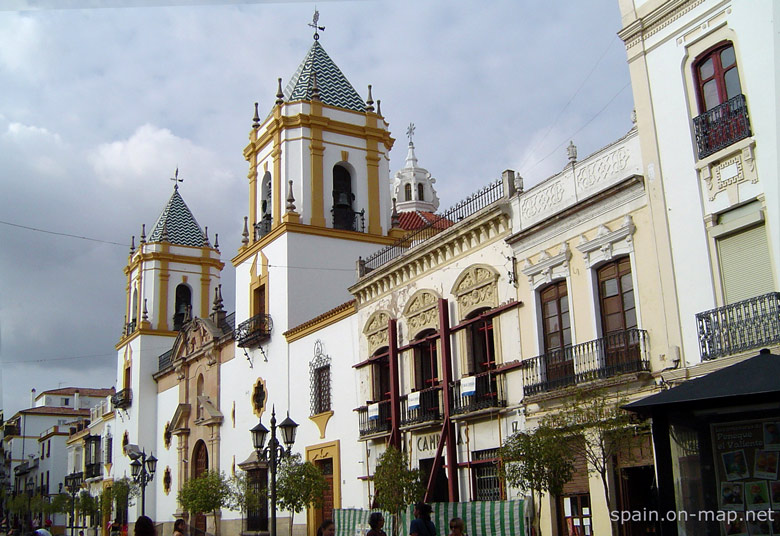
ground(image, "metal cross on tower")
xmin=170 ymin=167 xmax=183 ymax=190
xmin=309 ymin=9 xmax=325 ymax=40
xmin=406 ymin=122 xmax=416 ymax=145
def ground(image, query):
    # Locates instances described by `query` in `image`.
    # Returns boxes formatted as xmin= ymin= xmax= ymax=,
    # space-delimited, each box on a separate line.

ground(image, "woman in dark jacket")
xmin=409 ymin=502 xmax=436 ymax=536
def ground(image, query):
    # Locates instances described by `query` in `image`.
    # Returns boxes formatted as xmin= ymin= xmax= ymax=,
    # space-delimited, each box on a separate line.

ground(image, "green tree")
xmin=9 ymin=494 xmax=29 ymax=517
xmin=276 ymin=453 xmax=328 ymax=534
xmin=229 ymin=471 xmax=265 ymax=533
xmin=500 ymin=422 xmax=574 ymax=536
xmin=372 ymin=445 xmax=424 ymax=536
xmin=78 ymin=491 xmax=99 ymax=526
xmin=49 ymin=493 xmax=72 ymax=516
xmin=547 ymin=389 xmax=645 ymax=535
xmin=111 ymin=478 xmax=139 ymax=525
xmin=178 ymin=471 xmax=232 ymax=536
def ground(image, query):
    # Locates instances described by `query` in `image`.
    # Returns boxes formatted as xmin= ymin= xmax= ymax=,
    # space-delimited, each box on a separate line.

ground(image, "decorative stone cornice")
xmin=618 ymin=0 xmax=708 ymax=50
xmin=576 ymin=215 xmax=636 ymax=269
xmin=522 ymin=242 xmax=571 ymax=288
xmin=350 ymin=204 xmax=511 ymax=306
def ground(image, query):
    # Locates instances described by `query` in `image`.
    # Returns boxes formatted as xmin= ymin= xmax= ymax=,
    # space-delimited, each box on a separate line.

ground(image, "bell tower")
xmin=113 ymin=178 xmax=223 ymax=521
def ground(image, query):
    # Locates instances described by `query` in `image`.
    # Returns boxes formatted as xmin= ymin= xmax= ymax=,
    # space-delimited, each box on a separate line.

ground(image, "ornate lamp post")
xmin=250 ymin=407 xmax=298 ymax=536
xmin=63 ymin=472 xmax=83 ymax=536
xmin=129 ymin=451 xmax=157 ymax=517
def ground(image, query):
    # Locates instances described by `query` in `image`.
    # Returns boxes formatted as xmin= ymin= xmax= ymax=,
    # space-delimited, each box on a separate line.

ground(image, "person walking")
xmin=409 ymin=503 xmax=436 ymax=536
xmin=367 ymin=512 xmax=387 ymax=536
xmin=316 ymin=520 xmax=335 ymax=536
xmin=172 ymin=520 xmax=185 ymax=536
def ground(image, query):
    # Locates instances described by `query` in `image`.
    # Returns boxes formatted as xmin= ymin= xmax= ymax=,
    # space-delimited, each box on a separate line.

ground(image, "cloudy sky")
xmin=0 ymin=0 xmax=634 ymax=417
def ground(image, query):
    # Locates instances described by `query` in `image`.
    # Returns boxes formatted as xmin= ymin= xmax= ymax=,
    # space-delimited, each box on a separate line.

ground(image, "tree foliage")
xmin=178 ymin=471 xmax=233 ymax=536
xmin=500 ymin=422 xmax=574 ymax=536
xmin=49 ymin=493 xmax=72 ymax=515
xmin=546 ymin=389 xmax=645 ymax=533
xmin=8 ymin=494 xmax=29 ymax=516
xmin=276 ymin=453 xmax=328 ymax=531
xmin=372 ymin=445 xmax=423 ymax=536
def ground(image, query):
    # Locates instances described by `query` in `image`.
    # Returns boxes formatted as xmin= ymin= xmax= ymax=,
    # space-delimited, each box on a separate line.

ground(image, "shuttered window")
xmin=718 ymin=224 xmax=774 ymax=304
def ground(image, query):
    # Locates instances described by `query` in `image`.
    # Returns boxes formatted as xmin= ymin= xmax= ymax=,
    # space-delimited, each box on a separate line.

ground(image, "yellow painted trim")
xmin=273 ymin=107 xmax=282 ymax=228
xmin=309 ymin=411 xmax=333 ymax=439
xmin=306 ymin=440 xmax=341 ymax=536
xmin=366 ymin=148 xmax=381 ymax=235
xmin=232 ymin=222 xmax=398 ymax=266
xmin=158 ymin=266 xmax=170 ymax=331
xmin=252 ymin=377 xmax=268 ymax=419
xmin=310 ymin=100 xmax=326 ymax=227
xmin=283 ymin=300 xmax=357 ymax=342
xmin=115 ymin=328 xmax=178 ymax=350
xmin=244 ymin=111 xmax=394 ymax=160
xmin=282 ymin=212 xmax=300 ymax=224
xmin=200 ymin=260 xmax=210 ymax=319
xmin=341 ymin=150 xmax=348 ymax=162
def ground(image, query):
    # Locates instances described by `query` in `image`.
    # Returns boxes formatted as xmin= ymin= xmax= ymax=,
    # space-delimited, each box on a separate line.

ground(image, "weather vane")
xmin=406 ymin=122 xmax=416 ymax=145
xmin=309 ymin=8 xmax=325 ymax=41
xmin=170 ymin=167 xmax=183 ymax=190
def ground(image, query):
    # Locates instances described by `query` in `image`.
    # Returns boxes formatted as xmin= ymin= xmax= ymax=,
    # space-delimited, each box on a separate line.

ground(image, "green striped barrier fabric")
xmin=334 ymin=500 xmax=525 ymax=536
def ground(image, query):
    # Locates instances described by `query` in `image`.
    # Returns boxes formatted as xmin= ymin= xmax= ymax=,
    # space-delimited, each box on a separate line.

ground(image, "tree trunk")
xmin=212 ymin=511 xmax=219 ymax=536
xmin=600 ymin=471 xmax=616 ymax=536
xmin=534 ymin=490 xmax=543 ymax=536
xmin=289 ymin=511 xmax=295 ymax=536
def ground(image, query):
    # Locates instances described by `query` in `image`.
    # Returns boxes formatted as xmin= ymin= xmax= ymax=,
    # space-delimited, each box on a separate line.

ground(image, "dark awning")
xmin=625 ymin=349 xmax=780 ymax=414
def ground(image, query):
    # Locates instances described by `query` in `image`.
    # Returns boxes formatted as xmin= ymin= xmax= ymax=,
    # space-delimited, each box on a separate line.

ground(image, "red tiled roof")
xmin=36 ymin=387 xmax=115 ymax=399
xmin=398 ymin=211 xmax=453 ymax=231
xmin=19 ymin=407 xmax=90 ymax=416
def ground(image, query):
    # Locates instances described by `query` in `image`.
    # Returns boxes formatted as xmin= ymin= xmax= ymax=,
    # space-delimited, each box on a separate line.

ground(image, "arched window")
xmin=257 ymin=171 xmax=273 ymax=239
xmin=694 ymin=42 xmax=741 ymax=112
xmin=332 ymin=164 xmax=355 ymax=230
xmin=173 ymin=284 xmax=191 ymax=331
xmin=310 ymin=341 xmax=331 ymax=415
xmin=404 ymin=183 xmax=412 ymax=201
xmin=417 ymin=183 xmax=424 ymax=201
xmin=131 ymin=288 xmax=138 ymax=324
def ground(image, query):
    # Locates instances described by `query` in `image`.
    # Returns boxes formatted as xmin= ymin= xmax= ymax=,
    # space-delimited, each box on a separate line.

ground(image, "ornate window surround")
xmin=451 ymin=264 xmax=500 ymax=319
xmin=576 ymin=215 xmax=636 ymax=269
xmin=521 ymin=242 xmax=572 ymax=290
xmin=402 ymin=289 xmax=441 ymax=339
xmin=363 ymin=310 xmax=391 ymax=356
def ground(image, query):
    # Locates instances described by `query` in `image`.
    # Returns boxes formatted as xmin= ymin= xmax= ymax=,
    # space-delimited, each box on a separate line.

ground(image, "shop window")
xmin=559 ymin=494 xmax=592 ymax=536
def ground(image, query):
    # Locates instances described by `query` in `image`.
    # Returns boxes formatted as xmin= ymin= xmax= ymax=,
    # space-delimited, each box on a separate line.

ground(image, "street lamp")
xmin=63 ymin=472 xmax=83 ymax=536
xmin=250 ymin=406 xmax=298 ymax=536
xmin=129 ymin=450 xmax=157 ymax=517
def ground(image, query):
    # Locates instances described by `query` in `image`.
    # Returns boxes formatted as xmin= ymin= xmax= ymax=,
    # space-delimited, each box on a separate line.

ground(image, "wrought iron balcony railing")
xmin=521 ymin=329 xmax=649 ymax=396
xmin=332 ymin=207 xmax=365 ymax=233
xmin=111 ymin=388 xmax=132 ymax=410
xmin=400 ymin=386 xmax=443 ymax=426
xmin=361 ymin=179 xmax=504 ymax=274
xmin=693 ymin=94 xmax=751 ymax=159
xmin=254 ymin=215 xmax=273 ymax=240
xmin=84 ymin=463 xmax=102 ymax=479
xmin=451 ymin=370 xmax=507 ymax=415
xmin=158 ymin=349 xmax=173 ymax=371
xmin=357 ymin=399 xmax=392 ymax=437
xmin=696 ymin=292 xmax=780 ymax=361
xmin=235 ymin=313 xmax=273 ymax=348
xmin=125 ymin=320 xmax=137 ymax=336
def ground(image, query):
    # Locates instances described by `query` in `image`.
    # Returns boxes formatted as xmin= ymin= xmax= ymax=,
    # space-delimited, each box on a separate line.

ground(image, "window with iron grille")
xmin=472 ymin=448 xmax=501 ymax=501
xmin=310 ymin=340 xmax=332 ymax=416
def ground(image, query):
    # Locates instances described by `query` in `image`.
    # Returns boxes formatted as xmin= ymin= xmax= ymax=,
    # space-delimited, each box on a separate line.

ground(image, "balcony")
xmin=84 ymin=463 xmax=102 ymax=479
xmin=236 ymin=313 xmax=273 ymax=347
xmin=696 ymin=292 xmax=780 ymax=361
xmin=357 ymin=399 xmax=391 ymax=437
xmin=693 ymin=94 xmax=751 ymax=159
xmin=125 ymin=320 xmax=137 ymax=336
xmin=111 ymin=388 xmax=132 ymax=410
xmin=522 ymin=329 xmax=650 ymax=396
xmin=451 ymin=370 xmax=507 ymax=415
xmin=254 ymin=215 xmax=272 ymax=240
xmin=400 ymin=386 xmax=443 ymax=427
xmin=332 ymin=207 xmax=365 ymax=233
xmin=158 ymin=349 xmax=173 ymax=371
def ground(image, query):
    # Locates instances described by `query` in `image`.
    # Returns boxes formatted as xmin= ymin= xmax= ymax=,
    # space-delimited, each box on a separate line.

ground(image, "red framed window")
xmin=413 ymin=331 xmax=439 ymax=390
xmin=372 ymin=351 xmax=391 ymax=402
xmin=694 ymin=42 xmax=742 ymax=112
xmin=468 ymin=313 xmax=496 ymax=374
